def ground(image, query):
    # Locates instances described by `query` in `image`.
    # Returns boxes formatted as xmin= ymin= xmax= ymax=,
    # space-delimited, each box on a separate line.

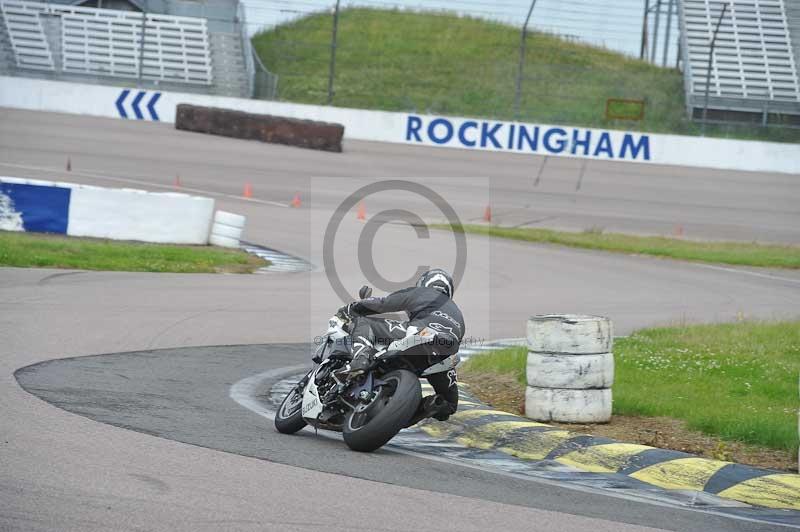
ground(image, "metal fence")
xmin=249 ymin=0 xmax=799 ymax=141
xmin=237 ymin=0 xmax=278 ymax=100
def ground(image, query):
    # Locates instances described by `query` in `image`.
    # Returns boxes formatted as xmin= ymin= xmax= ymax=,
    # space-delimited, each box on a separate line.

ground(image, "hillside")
xmin=252 ymin=8 xmax=798 ymax=142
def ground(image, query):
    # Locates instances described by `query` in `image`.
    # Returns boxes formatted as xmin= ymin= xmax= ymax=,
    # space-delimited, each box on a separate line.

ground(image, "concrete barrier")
xmin=525 ymin=315 xmax=614 ymax=423
xmin=1 ymin=76 xmax=798 ymax=174
xmin=0 ymin=177 xmax=216 ymax=245
xmin=175 ymin=104 xmax=344 ymax=152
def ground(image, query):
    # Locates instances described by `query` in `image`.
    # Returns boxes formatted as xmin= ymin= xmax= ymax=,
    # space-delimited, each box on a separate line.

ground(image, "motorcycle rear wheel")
xmin=343 ymin=369 xmax=421 ymax=452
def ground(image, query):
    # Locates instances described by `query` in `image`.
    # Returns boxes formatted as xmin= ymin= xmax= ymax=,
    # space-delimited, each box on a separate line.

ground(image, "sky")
xmin=241 ymin=0 xmax=680 ymax=63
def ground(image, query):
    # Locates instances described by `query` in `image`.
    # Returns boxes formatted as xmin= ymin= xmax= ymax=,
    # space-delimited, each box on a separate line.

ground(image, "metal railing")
xmin=680 ymin=0 xmax=800 ymax=123
xmin=1 ymin=0 xmax=213 ymax=85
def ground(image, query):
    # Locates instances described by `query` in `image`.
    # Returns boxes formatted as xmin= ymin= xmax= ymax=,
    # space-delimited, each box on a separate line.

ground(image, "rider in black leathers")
xmin=336 ymin=269 xmax=464 ymax=421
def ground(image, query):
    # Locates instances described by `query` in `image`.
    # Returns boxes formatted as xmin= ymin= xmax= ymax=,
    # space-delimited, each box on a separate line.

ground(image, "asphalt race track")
xmin=1 ymin=108 xmax=799 ymax=531
xmin=12 ymin=344 xmax=795 ymax=532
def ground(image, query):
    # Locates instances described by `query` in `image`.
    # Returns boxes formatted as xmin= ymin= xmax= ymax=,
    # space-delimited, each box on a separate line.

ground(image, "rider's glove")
xmin=335 ymin=303 xmax=355 ymax=322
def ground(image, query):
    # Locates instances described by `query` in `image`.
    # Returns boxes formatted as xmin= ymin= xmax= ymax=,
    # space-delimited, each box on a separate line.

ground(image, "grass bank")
xmin=461 ymin=320 xmax=800 ymax=456
xmin=0 ymin=232 xmax=267 ymax=273
xmin=253 ymin=8 xmax=799 ymax=143
xmin=434 ymin=224 xmax=800 ymax=269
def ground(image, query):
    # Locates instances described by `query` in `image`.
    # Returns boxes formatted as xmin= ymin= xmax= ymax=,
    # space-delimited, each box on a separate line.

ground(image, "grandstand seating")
xmin=679 ymin=0 xmax=800 ymax=124
xmin=0 ymin=0 xmax=215 ymax=87
xmin=1 ymin=0 xmax=54 ymax=71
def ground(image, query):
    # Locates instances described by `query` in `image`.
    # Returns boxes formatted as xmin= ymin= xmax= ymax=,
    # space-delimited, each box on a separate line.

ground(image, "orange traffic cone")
xmin=291 ymin=193 xmax=301 ymax=208
xmin=243 ymin=183 xmax=253 ymax=198
xmin=483 ymin=204 xmax=492 ymax=223
xmin=356 ymin=201 xmax=366 ymax=221
xmin=66 ymin=157 xmax=71 ymax=172
xmin=174 ymin=174 xmax=182 ymax=188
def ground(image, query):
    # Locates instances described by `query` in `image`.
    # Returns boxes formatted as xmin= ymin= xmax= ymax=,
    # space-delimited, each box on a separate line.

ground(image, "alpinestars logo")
xmin=447 ymin=369 xmax=457 ymax=388
xmin=427 ymin=322 xmax=454 ymax=336
xmin=384 ymin=319 xmax=407 ymax=333
xmin=433 ymin=310 xmax=461 ymax=330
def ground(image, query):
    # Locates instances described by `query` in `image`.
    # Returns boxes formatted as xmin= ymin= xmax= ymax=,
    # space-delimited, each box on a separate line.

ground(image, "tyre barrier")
xmin=527 ymin=314 xmax=613 ymax=354
xmin=209 ymin=210 xmax=245 ymax=249
xmin=175 ymin=104 xmax=345 ymax=153
xmin=525 ymin=315 xmax=613 ymax=423
xmin=524 ymin=387 xmax=612 ymax=424
xmin=526 ymin=352 xmax=614 ymax=389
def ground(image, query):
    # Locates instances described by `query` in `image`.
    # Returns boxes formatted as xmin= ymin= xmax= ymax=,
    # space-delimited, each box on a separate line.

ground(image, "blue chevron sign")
xmin=115 ymin=89 xmax=161 ymax=121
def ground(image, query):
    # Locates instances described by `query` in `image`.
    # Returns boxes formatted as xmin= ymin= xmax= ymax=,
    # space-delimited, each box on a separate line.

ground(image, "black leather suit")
xmin=346 ymin=286 xmax=465 ymax=414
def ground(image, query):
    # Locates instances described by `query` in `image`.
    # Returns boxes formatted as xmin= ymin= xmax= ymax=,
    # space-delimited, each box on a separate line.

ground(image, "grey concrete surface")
xmin=1 ymin=108 xmax=799 ymax=531
xmin=2 ymin=107 xmax=799 ymax=243
xmin=13 ymin=344 xmax=793 ymax=532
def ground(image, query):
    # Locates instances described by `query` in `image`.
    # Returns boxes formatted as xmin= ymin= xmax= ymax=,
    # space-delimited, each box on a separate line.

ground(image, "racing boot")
xmin=349 ymin=335 xmax=376 ymax=373
xmin=405 ymin=394 xmax=451 ymax=427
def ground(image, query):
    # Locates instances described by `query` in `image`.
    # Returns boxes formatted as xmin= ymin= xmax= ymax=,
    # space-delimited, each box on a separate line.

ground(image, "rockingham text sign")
xmin=404 ymin=115 xmax=651 ymax=161
xmin=2 ymin=76 xmax=798 ymax=174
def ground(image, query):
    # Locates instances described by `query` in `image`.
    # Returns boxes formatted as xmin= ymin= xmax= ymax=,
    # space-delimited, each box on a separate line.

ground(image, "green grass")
xmin=462 ymin=320 xmax=800 ymax=452
xmin=253 ymin=8 xmax=800 ymax=143
xmin=0 ymin=231 xmax=267 ymax=273
xmin=463 ymin=346 xmax=529 ymax=385
xmin=434 ymin=223 xmax=800 ymax=269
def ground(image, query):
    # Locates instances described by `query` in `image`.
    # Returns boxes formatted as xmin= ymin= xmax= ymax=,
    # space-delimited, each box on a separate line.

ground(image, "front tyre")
xmin=274 ymin=385 xmax=307 ymax=434
xmin=343 ymin=369 xmax=421 ymax=452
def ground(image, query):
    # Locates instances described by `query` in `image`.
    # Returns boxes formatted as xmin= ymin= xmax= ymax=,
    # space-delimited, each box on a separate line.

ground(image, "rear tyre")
xmin=343 ymin=369 xmax=421 ymax=452
xmin=274 ymin=386 xmax=307 ymax=434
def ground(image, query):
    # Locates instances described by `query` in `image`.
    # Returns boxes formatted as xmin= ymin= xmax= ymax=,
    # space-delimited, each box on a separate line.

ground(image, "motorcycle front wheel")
xmin=343 ymin=369 xmax=421 ymax=452
xmin=274 ymin=385 xmax=307 ymax=434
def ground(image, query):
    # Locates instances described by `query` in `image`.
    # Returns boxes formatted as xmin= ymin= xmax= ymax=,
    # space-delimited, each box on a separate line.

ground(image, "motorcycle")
xmin=274 ymin=286 xmax=460 ymax=452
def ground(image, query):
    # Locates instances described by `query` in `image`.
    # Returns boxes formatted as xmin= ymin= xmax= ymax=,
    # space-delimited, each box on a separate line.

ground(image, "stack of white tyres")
xmin=524 ymin=315 xmax=614 ymax=423
xmin=209 ymin=210 xmax=245 ymax=248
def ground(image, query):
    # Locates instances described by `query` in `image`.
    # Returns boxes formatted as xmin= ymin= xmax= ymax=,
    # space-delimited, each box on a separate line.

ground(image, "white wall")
xmin=0 ymin=176 xmax=216 ymax=244
xmin=68 ymin=186 xmax=215 ymax=244
xmin=1 ymin=76 xmax=798 ymax=175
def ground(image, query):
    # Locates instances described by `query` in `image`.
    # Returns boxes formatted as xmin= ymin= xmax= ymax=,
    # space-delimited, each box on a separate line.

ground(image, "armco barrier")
xmin=0 ymin=177 xmax=215 ymax=245
xmin=175 ymin=104 xmax=344 ymax=152
xmin=1 ymin=76 xmax=798 ymax=174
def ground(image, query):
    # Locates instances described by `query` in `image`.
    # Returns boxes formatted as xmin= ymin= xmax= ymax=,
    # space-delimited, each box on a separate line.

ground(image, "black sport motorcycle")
xmin=274 ymin=286 xmax=459 ymax=452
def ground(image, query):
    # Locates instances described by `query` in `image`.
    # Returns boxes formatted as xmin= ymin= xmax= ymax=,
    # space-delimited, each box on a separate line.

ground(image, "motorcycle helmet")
xmin=416 ymin=268 xmax=454 ymax=298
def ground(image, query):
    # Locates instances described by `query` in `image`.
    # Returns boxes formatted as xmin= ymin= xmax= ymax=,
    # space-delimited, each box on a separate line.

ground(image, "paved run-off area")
xmin=13 ymin=343 xmax=800 ymax=530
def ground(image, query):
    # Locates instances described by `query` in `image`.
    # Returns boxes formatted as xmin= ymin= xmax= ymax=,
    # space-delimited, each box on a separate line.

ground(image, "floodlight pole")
xmin=662 ymin=0 xmax=675 ymax=67
xmin=701 ymin=2 xmax=729 ymax=134
xmin=514 ymin=0 xmax=537 ymax=119
xmin=651 ymin=0 xmax=662 ymax=64
xmin=640 ymin=0 xmax=650 ymax=60
xmin=327 ymin=0 xmax=341 ymax=105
